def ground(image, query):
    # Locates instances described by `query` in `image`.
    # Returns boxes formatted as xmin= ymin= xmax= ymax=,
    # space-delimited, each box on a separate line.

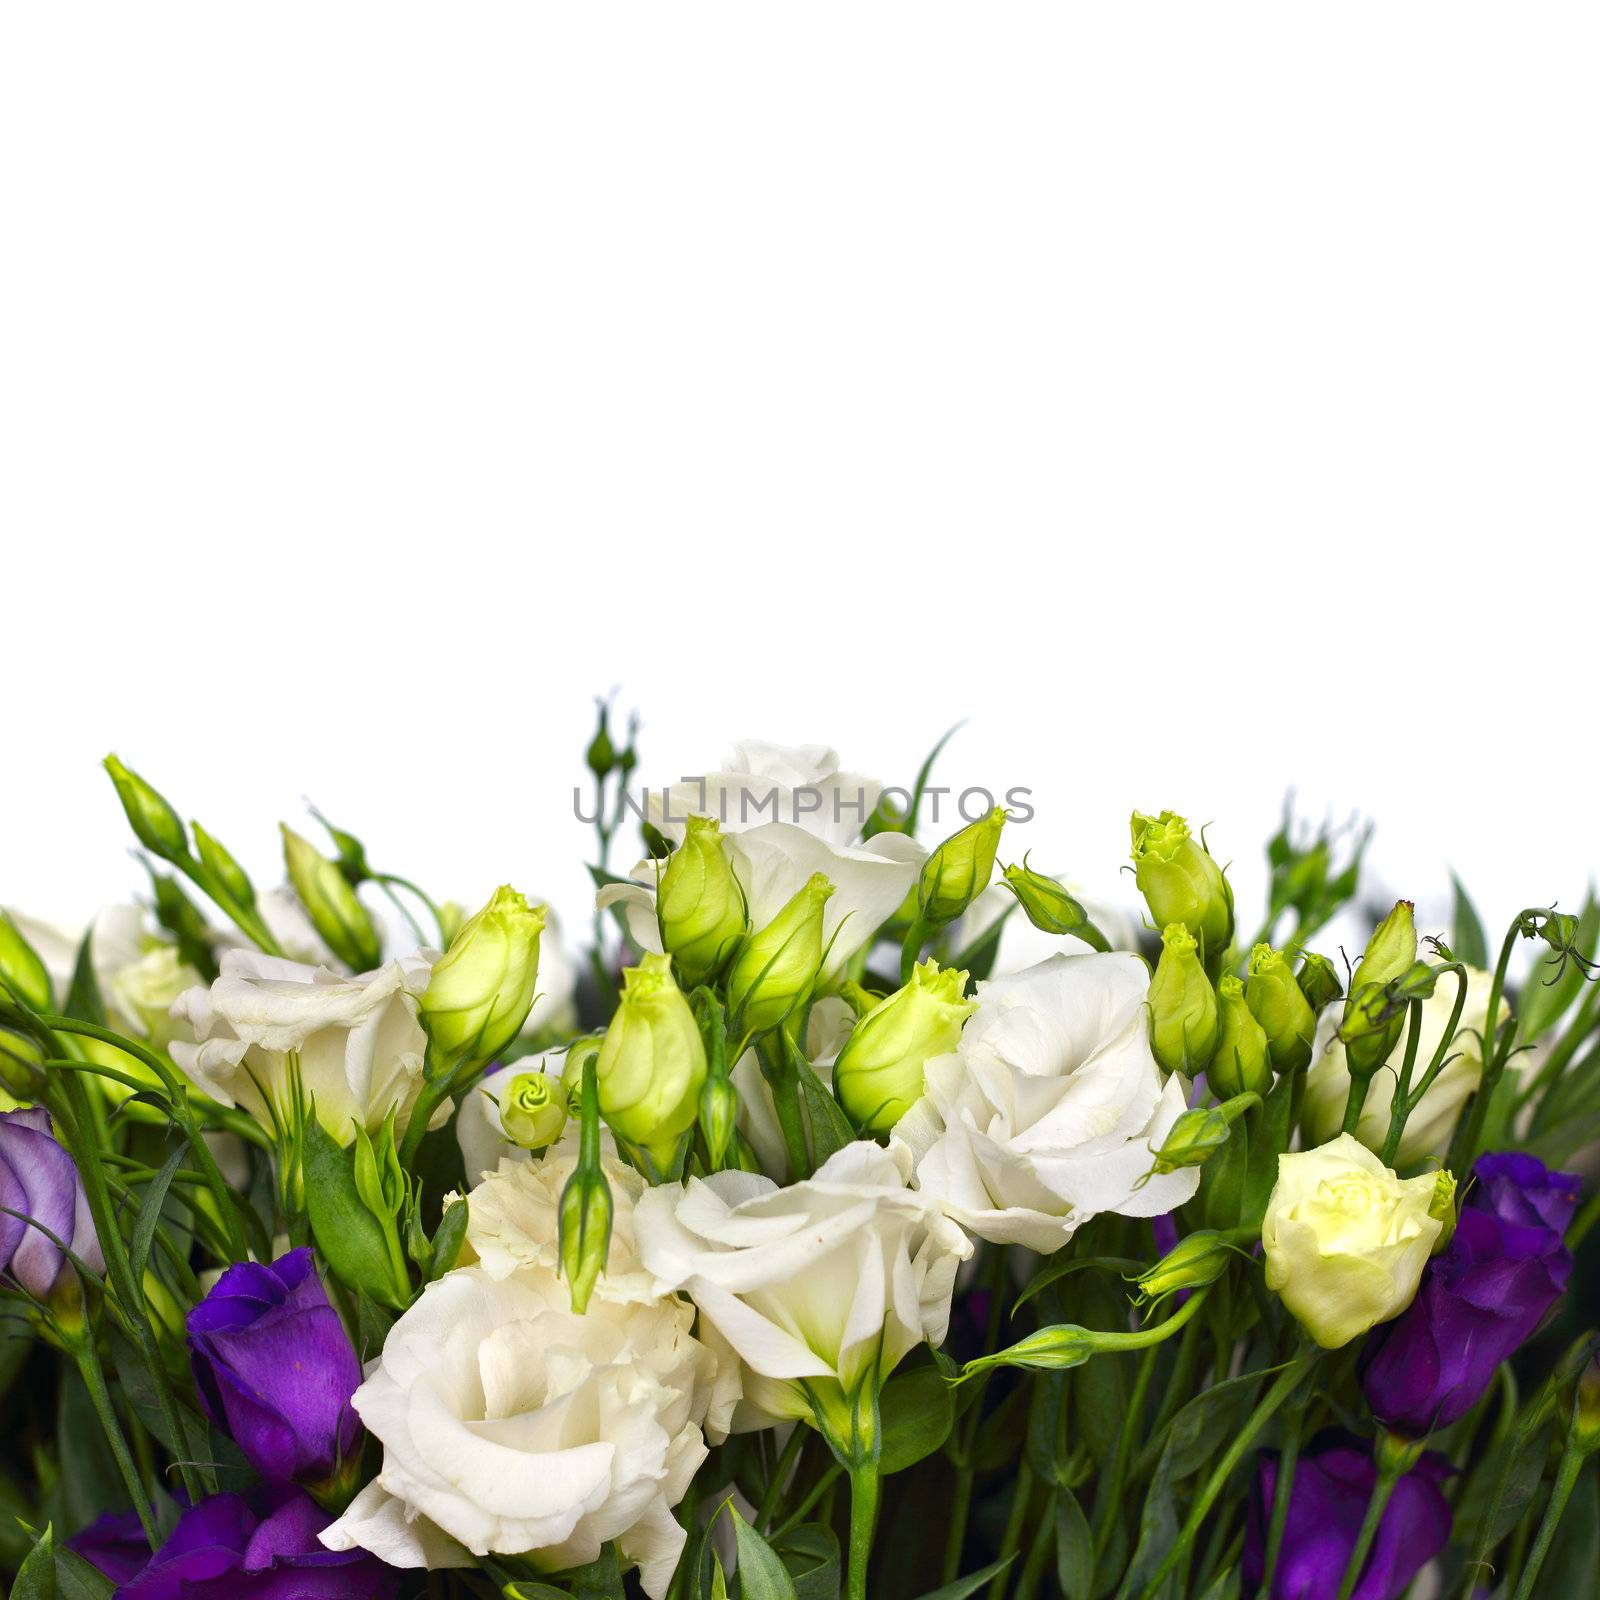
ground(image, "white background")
xmin=3 ymin=6 xmax=1597 ymax=956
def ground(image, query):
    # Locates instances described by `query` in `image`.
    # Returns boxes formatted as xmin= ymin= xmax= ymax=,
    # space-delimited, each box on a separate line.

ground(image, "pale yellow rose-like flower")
xmin=1301 ymin=963 xmax=1508 ymax=1167
xmin=1262 ymin=1133 xmax=1442 ymax=1349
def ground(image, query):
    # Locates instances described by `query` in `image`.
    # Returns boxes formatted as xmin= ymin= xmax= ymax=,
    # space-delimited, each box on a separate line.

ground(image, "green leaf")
xmin=1056 ymin=1488 xmax=1092 ymax=1599
xmin=730 ymin=1506 xmax=800 ymax=1600
xmin=12 ymin=1526 xmax=58 ymax=1600
xmin=1200 ymin=1108 xmax=1249 ymax=1231
xmin=427 ymin=1195 xmax=470 ymax=1282
xmin=878 ymin=1365 xmax=954 ymax=1475
xmin=1450 ymin=872 xmax=1490 ymax=969
xmin=1542 ymin=1458 xmax=1599 ymax=1596
xmin=913 ymin=1554 xmax=1016 ymax=1599
xmin=63 ymin=936 xmax=107 ymax=1028
xmin=1241 ymin=1072 xmax=1296 ymax=1230
xmin=787 ymin=1036 xmax=855 ymax=1167
xmin=303 ymin=1115 xmax=409 ymax=1308
xmin=129 ymin=1145 xmax=188 ymax=1289
xmin=1012 ymin=1254 xmax=1145 ymax=1314
xmin=53 ymin=1549 xmax=114 ymax=1600
xmin=776 ymin=1523 xmax=840 ymax=1600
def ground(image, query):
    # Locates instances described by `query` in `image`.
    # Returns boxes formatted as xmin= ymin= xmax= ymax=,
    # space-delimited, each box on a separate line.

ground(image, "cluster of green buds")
xmin=656 ymin=815 xmax=747 ymax=986
xmin=1130 ymin=810 xmax=1233 ymax=962
xmin=418 ymin=886 xmax=546 ymax=1070
xmin=595 ymin=952 xmax=707 ymax=1171
xmin=727 ymin=873 xmax=832 ymax=1037
xmin=833 ymin=960 xmax=975 ymax=1134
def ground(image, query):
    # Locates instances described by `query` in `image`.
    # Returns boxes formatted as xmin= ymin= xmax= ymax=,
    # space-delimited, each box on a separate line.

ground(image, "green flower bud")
xmin=1211 ymin=974 xmax=1272 ymax=1099
xmin=1149 ymin=1094 xmax=1257 ymax=1174
xmin=192 ymin=822 xmax=256 ymax=911
xmin=999 ymin=857 xmax=1109 ymax=949
xmin=1136 ymin=1229 xmax=1236 ymax=1303
xmin=727 ymin=872 xmax=833 ymax=1036
xmin=1244 ymin=945 xmax=1316 ymax=1072
xmin=1296 ymin=950 xmax=1343 ymax=1014
xmin=497 ymin=1070 xmax=568 ymax=1149
xmin=699 ymin=1073 xmax=739 ymax=1167
xmin=104 ymin=755 xmax=187 ymax=860
xmin=586 ymin=702 xmax=617 ymax=779
xmin=418 ymin=885 xmax=546 ymax=1067
xmin=596 ymin=952 xmax=708 ymax=1166
xmin=838 ymin=980 xmax=882 ymax=1019
xmin=1339 ymin=900 xmax=1417 ymax=1077
xmin=1129 ymin=810 xmax=1234 ymax=958
xmin=312 ymin=810 xmax=370 ymax=884
xmin=657 ymin=815 xmax=746 ymax=985
xmin=1148 ymin=924 xmax=1220 ymax=1075
xmin=1428 ymin=1168 xmax=1458 ymax=1255
xmin=436 ymin=901 xmax=466 ymax=946
xmin=559 ymin=1161 xmax=613 ymax=1315
xmin=0 ymin=912 xmax=52 ymax=1012
xmin=281 ymin=825 xmax=382 ymax=972
xmin=834 ymin=959 xmax=976 ymax=1134
xmin=918 ymin=808 xmax=1007 ymax=927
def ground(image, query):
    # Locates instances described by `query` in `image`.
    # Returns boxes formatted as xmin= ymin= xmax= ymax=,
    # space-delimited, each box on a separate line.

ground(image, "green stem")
xmin=1447 ymin=917 xmax=1522 ymax=1174
xmin=769 ymin=1462 xmax=843 ymax=1543
xmin=1137 ymin=1347 xmax=1318 ymax=1600
xmin=1261 ymin=1398 xmax=1306 ymax=1592
xmin=845 ymin=1463 xmax=879 ymax=1600
xmin=756 ymin=1424 xmax=807 ymax=1529
xmin=1014 ymin=1485 xmax=1058 ymax=1600
xmin=1510 ymin=1426 xmax=1586 ymax=1600
xmin=756 ymin=1033 xmax=809 ymax=1183
xmin=73 ymin=1335 xmax=159 ymax=1547
xmin=943 ymin=1247 xmax=1008 ymax=1583
xmin=43 ymin=1016 xmax=249 ymax=1263
xmin=987 ymin=1458 xmax=1035 ymax=1600
xmin=1093 ymin=1330 xmax=1162 ymax=1556
xmin=1334 ymin=1459 xmax=1399 ymax=1600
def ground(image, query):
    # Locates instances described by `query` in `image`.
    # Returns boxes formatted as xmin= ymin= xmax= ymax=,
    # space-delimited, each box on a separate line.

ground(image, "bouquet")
xmin=0 ymin=716 xmax=1596 ymax=1600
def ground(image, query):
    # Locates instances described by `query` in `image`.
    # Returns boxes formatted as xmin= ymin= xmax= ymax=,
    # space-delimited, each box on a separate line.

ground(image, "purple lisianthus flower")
xmin=1242 ymin=1433 xmax=1452 ymax=1599
xmin=70 ymin=1508 xmax=155 ymax=1586
xmin=1360 ymin=1152 xmax=1579 ymax=1437
xmin=187 ymin=1247 xmax=362 ymax=1486
xmin=0 ymin=1107 xmax=103 ymax=1297
xmin=116 ymin=1486 xmax=396 ymax=1599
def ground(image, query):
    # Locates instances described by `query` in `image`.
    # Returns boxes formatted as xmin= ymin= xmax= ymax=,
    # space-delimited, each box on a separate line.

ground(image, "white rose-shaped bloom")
xmin=1261 ymin=1133 xmax=1442 ymax=1349
xmin=323 ymin=1142 xmax=736 ymax=1598
xmin=1301 ymin=962 xmax=1508 ymax=1167
xmin=634 ymin=1141 xmax=971 ymax=1430
xmin=597 ymin=741 xmax=924 ymax=981
xmin=456 ymin=1049 xmax=569 ymax=1185
xmin=892 ymin=953 xmax=1200 ymax=1253
xmin=169 ymin=948 xmax=447 ymax=1144
xmin=111 ymin=945 xmax=202 ymax=1048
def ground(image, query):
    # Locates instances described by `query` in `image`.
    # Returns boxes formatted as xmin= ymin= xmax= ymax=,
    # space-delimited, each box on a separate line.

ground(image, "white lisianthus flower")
xmin=1300 ymin=962 xmax=1508 ymax=1167
xmin=110 ymin=944 xmax=202 ymax=1048
xmin=1261 ymin=1133 xmax=1442 ymax=1348
xmin=892 ymin=953 xmax=1200 ymax=1253
xmin=597 ymin=742 xmax=923 ymax=981
xmin=634 ymin=1140 xmax=972 ymax=1430
xmin=169 ymin=948 xmax=447 ymax=1144
xmin=322 ymin=1142 xmax=737 ymax=1599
